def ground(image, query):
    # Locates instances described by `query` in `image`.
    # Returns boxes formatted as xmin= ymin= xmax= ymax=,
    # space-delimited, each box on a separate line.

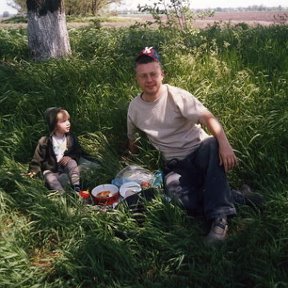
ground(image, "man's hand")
xmin=128 ymin=139 xmax=139 ymax=154
xmin=59 ymin=156 xmax=72 ymax=167
xmin=121 ymin=143 xmax=140 ymax=163
xmin=218 ymin=142 xmax=238 ymax=172
xmin=199 ymin=110 xmax=238 ymax=172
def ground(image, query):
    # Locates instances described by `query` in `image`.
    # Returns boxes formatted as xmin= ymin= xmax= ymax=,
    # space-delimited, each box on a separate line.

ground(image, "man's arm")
xmin=199 ymin=110 xmax=237 ymax=172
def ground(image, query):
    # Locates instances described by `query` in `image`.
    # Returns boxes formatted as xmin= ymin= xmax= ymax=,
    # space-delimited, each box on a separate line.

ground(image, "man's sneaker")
xmin=241 ymin=184 xmax=265 ymax=210
xmin=205 ymin=217 xmax=228 ymax=244
xmin=232 ymin=184 xmax=264 ymax=210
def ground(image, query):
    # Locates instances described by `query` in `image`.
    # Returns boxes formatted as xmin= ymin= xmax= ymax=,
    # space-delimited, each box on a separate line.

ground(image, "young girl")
xmin=28 ymin=107 xmax=82 ymax=193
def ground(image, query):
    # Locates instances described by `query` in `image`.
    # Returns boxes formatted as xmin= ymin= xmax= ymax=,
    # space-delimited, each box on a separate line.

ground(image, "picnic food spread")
xmin=84 ymin=165 xmax=163 ymax=210
xmin=97 ymin=191 xmax=111 ymax=198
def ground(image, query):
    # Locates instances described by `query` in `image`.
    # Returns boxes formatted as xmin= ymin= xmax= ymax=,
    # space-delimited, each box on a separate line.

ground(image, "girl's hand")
xmin=27 ymin=171 xmax=36 ymax=178
xmin=59 ymin=156 xmax=72 ymax=166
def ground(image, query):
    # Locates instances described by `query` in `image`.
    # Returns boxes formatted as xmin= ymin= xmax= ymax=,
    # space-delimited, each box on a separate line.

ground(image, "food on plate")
xmin=97 ymin=191 xmax=111 ymax=198
xmin=141 ymin=181 xmax=150 ymax=188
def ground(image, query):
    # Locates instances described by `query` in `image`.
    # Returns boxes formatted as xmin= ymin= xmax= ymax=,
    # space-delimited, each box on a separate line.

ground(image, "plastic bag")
xmin=112 ymin=165 xmax=162 ymax=188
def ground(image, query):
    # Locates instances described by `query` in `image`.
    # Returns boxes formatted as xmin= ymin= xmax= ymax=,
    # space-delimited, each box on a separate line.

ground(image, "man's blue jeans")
xmin=164 ymin=137 xmax=237 ymax=220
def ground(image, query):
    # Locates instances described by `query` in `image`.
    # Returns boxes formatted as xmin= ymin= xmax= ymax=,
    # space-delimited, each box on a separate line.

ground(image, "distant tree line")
xmin=121 ymin=4 xmax=288 ymax=14
xmin=196 ymin=5 xmax=287 ymax=12
xmin=9 ymin=0 xmax=121 ymax=15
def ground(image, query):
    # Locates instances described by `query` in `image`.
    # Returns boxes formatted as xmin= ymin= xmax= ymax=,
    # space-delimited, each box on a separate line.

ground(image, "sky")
xmin=0 ymin=0 xmax=287 ymax=15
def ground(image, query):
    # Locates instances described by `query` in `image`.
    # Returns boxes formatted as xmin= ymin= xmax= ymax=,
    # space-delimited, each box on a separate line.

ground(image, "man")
xmin=127 ymin=47 xmax=255 ymax=243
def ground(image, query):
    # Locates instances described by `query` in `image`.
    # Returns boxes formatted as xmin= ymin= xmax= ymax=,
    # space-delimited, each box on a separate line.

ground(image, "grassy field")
xmin=1 ymin=19 xmax=288 ymax=287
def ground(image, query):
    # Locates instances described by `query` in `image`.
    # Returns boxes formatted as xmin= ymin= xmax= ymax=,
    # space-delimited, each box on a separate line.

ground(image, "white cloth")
xmin=52 ymin=135 xmax=67 ymax=162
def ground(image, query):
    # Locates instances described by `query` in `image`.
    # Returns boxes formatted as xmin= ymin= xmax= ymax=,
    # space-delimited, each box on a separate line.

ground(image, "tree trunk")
xmin=91 ymin=0 xmax=96 ymax=16
xmin=27 ymin=0 xmax=71 ymax=61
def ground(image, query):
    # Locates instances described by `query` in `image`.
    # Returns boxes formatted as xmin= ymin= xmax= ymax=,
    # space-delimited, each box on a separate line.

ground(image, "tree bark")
xmin=27 ymin=0 xmax=71 ymax=61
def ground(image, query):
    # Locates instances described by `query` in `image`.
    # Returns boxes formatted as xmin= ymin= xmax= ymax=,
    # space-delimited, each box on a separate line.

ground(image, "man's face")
xmin=135 ymin=62 xmax=164 ymax=97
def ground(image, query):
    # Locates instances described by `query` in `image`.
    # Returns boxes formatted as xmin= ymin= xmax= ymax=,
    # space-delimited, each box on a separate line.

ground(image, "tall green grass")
xmin=1 ymin=24 xmax=288 ymax=287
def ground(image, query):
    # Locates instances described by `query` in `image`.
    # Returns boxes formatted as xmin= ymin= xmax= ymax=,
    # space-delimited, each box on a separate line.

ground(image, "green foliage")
xmin=12 ymin=0 xmax=121 ymax=16
xmin=0 ymin=29 xmax=28 ymax=60
xmin=1 ymin=15 xmax=27 ymax=24
xmin=1 ymin=24 xmax=288 ymax=287
xmin=200 ymin=23 xmax=288 ymax=74
xmin=138 ymin=0 xmax=213 ymax=30
xmin=78 ymin=132 xmax=122 ymax=185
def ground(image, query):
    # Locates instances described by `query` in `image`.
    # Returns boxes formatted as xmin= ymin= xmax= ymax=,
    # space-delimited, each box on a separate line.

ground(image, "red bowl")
xmin=91 ymin=184 xmax=119 ymax=206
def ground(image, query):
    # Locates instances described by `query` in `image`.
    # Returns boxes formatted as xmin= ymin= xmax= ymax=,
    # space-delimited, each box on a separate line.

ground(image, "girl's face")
xmin=54 ymin=111 xmax=70 ymax=135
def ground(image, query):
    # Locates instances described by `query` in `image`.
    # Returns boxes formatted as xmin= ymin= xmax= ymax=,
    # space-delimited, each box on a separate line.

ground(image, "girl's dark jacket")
xmin=28 ymin=133 xmax=81 ymax=176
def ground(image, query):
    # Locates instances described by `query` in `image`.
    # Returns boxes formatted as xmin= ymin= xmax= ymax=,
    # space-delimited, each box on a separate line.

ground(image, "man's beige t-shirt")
xmin=127 ymin=84 xmax=210 ymax=161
